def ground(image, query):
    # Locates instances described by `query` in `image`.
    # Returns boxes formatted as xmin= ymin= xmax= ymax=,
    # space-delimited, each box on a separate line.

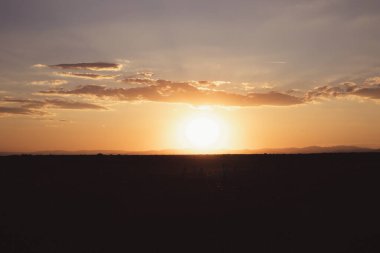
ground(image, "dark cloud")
xmin=55 ymin=72 xmax=117 ymax=80
xmin=0 ymin=106 xmax=39 ymax=115
xmin=305 ymin=84 xmax=353 ymax=101
xmin=0 ymin=97 xmax=106 ymax=116
xmin=48 ymin=62 xmax=122 ymax=71
xmin=40 ymin=80 xmax=303 ymax=107
xmin=353 ymin=87 xmax=380 ymax=99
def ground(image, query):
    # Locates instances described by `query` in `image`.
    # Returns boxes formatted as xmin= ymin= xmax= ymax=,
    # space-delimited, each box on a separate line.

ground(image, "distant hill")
xmin=236 ymin=145 xmax=379 ymax=154
xmin=1 ymin=145 xmax=379 ymax=155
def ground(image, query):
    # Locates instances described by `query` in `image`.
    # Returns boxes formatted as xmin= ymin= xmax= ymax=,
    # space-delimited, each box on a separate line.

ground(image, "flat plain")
xmin=1 ymin=153 xmax=379 ymax=252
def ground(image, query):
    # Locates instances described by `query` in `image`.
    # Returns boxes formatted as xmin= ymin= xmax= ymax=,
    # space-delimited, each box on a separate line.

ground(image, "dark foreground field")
xmin=1 ymin=154 xmax=380 ymax=252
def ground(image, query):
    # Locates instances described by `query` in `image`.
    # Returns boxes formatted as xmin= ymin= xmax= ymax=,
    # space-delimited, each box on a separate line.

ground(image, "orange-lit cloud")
xmin=121 ymin=71 xmax=157 ymax=85
xmin=190 ymin=80 xmax=231 ymax=90
xmin=40 ymin=80 xmax=303 ymax=106
xmin=136 ymin=71 xmax=154 ymax=77
xmin=30 ymin=80 xmax=68 ymax=86
xmin=24 ymin=63 xmax=380 ymax=111
xmin=122 ymin=77 xmax=156 ymax=85
xmin=38 ymin=75 xmax=380 ymax=108
xmin=55 ymin=72 xmax=117 ymax=80
xmin=32 ymin=64 xmax=48 ymax=68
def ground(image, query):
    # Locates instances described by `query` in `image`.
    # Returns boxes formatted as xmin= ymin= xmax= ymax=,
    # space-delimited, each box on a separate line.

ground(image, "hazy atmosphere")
xmin=1 ymin=0 xmax=380 ymax=152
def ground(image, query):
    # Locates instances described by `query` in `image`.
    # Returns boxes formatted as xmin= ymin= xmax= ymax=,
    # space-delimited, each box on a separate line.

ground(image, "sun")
xmin=185 ymin=117 xmax=221 ymax=149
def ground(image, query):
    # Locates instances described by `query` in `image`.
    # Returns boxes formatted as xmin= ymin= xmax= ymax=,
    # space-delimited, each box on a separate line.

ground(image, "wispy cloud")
xmin=306 ymin=77 xmax=380 ymax=101
xmin=0 ymin=97 xmax=107 ymax=116
xmin=122 ymin=77 xmax=157 ymax=85
xmin=0 ymin=106 xmax=41 ymax=116
xmin=24 ymin=62 xmax=380 ymax=113
xmin=120 ymin=71 xmax=157 ymax=85
xmin=190 ymin=80 xmax=231 ymax=90
xmin=353 ymin=88 xmax=380 ymax=99
xmin=38 ymin=74 xmax=380 ymax=108
xmin=40 ymin=80 xmax=303 ymax=107
xmin=32 ymin=64 xmax=47 ymax=68
xmin=29 ymin=80 xmax=68 ymax=86
xmin=33 ymin=62 xmax=123 ymax=71
xmin=55 ymin=72 xmax=117 ymax=80
xmin=136 ymin=71 xmax=154 ymax=78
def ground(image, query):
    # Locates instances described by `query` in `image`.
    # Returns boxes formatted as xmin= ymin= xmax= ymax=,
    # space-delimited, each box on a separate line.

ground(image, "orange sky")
xmin=2 ymin=98 xmax=380 ymax=152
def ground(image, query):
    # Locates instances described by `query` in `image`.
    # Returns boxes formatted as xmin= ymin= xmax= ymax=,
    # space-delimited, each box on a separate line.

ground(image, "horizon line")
xmin=1 ymin=145 xmax=380 ymax=155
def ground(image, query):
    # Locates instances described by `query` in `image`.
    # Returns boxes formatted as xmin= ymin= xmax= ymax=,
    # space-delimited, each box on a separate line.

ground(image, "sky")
xmin=1 ymin=0 xmax=380 ymax=152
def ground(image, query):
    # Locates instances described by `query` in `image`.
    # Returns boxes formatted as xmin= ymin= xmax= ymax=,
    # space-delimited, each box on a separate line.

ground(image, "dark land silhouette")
xmin=1 ymin=153 xmax=380 ymax=252
xmin=1 ymin=145 xmax=379 ymax=155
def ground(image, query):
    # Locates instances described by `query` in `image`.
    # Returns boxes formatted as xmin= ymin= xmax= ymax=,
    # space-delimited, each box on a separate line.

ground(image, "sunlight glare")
xmin=185 ymin=117 xmax=220 ymax=149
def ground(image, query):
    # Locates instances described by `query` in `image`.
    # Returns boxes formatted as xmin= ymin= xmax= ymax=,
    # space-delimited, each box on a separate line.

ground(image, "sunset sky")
xmin=1 ymin=0 xmax=380 ymax=152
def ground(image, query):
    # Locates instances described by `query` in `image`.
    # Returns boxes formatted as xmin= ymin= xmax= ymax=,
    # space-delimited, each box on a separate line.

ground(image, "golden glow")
xmin=185 ymin=117 xmax=220 ymax=149
xmin=2 ymin=101 xmax=380 ymax=153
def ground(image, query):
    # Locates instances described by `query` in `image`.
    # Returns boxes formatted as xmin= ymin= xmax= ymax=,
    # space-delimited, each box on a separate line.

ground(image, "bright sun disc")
xmin=185 ymin=117 xmax=220 ymax=149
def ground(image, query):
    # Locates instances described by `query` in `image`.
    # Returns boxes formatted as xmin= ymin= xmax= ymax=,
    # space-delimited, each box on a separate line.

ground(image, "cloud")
xmin=121 ymin=71 xmax=157 ymax=85
xmin=40 ymin=80 xmax=303 ymax=107
xmin=38 ymin=75 xmax=380 ymax=107
xmin=122 ymin=77 xmax=156 ymax=85
xmin=0 ymin=106 xmax=40 ymax=116
xmin=190 ymin=80 xmax=231 ymax=90
xmin=48 ymin=62 xmax=122 ymax=71
xmin=305 ymin=84 xmax=353 ymax=101
xmin=0 ymin=97 xmax=107 ymax=116
xmin=363 ymin=77 xmax=380 ymax=87
xmin=32 ymin=64 xmax=47 ymax=68
xmin=30 ymin=61 xmax=380 ymax=107
xmin=260 ymin=83 xmax=275 ymax=89
xmin=305 ymin=77 xmax=380 ymax=101
xmin=352 ymin=87 xmax=380 ymax=99
xmin=30 ymin=80 xmax=68 ymax=86
xmin=136 ymin=71 xmax=154 ymax=78
xmin=121 ymin=77 xmax=231 ymax=90
xmin=44 ymin=99 xmax=107 ymax=110
xmin=55 ymin=72 xmax=117 ymax=80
